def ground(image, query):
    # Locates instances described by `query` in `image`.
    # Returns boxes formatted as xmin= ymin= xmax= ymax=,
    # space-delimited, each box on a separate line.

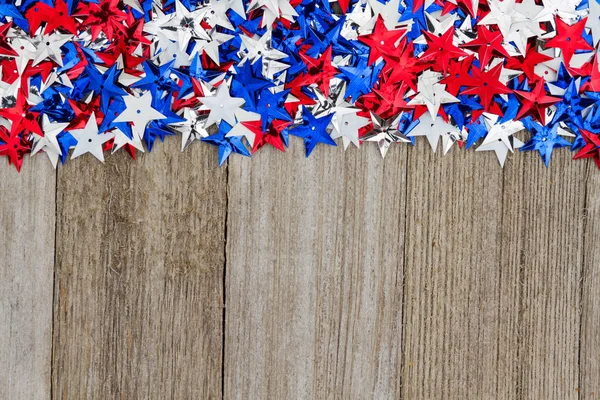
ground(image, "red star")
xmin=0 ymin=90 xmax=42 ymax=136
xmin=419 ymin=27 xmax=467 ymax=73
xmin=515 ymin=79 xmax=561 ymax=123
xmin=582 ymin=54 xmax=600 ymax=92
xmin=0 ymin=23 xmax=17 ymax=57
xmin=439 ymin=55 xmax=476 ymax=96
xmin=574 ymin=129 xmax=600 ymax=169
xmin=545 ymin=16 xmax=593 ymax=65
xmin=461 ymin=25 xmax=509 ymax=68
xmin=96 ymin=18 xmax=149 ymax=72
xmin=74 ymin=0 xmax=128 ymax=41
xmin=505 ymin=44 xmax=553 ymax=81
xmin=243 ymin=119 xmax=291 ymax=153
xmin=297 ymin=46 xmax=338 ymax=96
xmin=25 ymin=0 xmax=78 ymax=35
xmin=0 ymin=125 xmax=30 ymax=171
xmin=381 ymin=40 xmax=425 ymax=91
xmin=367 ymin=81 xmax=414 ymax=119
xmin=358 ymin=16 xmax=406 ymax=65
xmin=67 ymin=97 xmax=103 ymax=130
xmin=461 ymin=63 xmax=512 ymax=113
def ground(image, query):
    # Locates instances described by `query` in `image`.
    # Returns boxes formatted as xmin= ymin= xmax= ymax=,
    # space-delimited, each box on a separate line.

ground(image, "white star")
xmin=69 ymin=114 xmax=115 ymax=162
xmin=198 ymin=82 xmax=245 ymax=127
xmin=330 ymin=109 xmax=370 ymax=150
xmin=407 ymin=113 xmax=462 ymax=153
xmin=366 ymin=0 xmax=403 ymax=30
xmin=112 ymin=128 xmax=145 ymax=154
xmin=587 ymin=0 xmax=600 ymax=47
xmin=226 ymin=108 xmax=260 ymax=147
xmin=114 ymin=91 xmax=166 ymax=130
xmin=30 ymin=114 xmax=67 ymax=168
xmin=10 ymin=36 xmax=36 ymax=74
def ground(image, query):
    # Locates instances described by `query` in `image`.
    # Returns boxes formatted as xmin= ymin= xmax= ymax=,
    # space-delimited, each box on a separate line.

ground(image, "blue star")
xmin=290 ymin=107 xmax=336 ymax=157
xmin=231 ymin=59 xmax=274 ymax=108
xmin=464 ymin=114 xmax=489 ymax=149
xmin=0 ymin=0 xmax=28 ymax=31
xmin=132 ymin=60 xmax=179 ymax=93
xmin=520 ymin=118 xmax=572 ymax=167
xmin=249 ymin=88 xmax=292 ymax=132
xmin=202 ymin=121 xmax=251 ymax=166
xmin=338 ymin=58 xmax=384 ymax=102
xmin=144 ymin=93 xmax=185 ymax=151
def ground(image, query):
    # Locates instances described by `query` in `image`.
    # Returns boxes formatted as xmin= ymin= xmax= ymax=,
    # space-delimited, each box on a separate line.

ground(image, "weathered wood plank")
xmin=502 ymin=150 xmax=587 ymax=400
xmin=225 ymin=139 xmax=407 ymax=399
xmin=0 ymin=157 xmax=56 ymax=399
xmin=400 ymin=143 xmax=511 ymax=399
xmin=52 ymin=139 xmax=227 ymax=399
xmin=580 ymin=162 xmax=600 ymax=399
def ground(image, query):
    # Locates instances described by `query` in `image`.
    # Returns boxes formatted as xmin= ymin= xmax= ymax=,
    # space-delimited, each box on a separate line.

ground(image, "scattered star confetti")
xmin=1 ymin=0 xmax=600 ymax=171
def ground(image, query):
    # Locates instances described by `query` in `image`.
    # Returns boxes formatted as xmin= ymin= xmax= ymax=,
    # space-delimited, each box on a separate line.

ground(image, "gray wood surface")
xmin=581 ymin=164 xmax=600 ymax=400
xmin=1 ymin=136 xmax=599 ymax=399
xmin=52 ymin=139 xmax=227 ymax=399
xmin=0 ymin=156 xmax=56 ymax=399
xmin=401 ymin=144 xmax=507 ymax=399
xmin=225 ymin=139 xmax=407 ymax=399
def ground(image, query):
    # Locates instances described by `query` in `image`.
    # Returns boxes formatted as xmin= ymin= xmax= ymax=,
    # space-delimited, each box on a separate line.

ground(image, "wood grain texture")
xmin=52 ymin=138 xmax=227 ymax=399
xmin=400 ymin=143 xmax=510 ymax=399
xmin=224 ymin=138 xmax=407 ymax=399
xmin=502 ymin=150 xmax=587 ymax=400
xmin=0 ymin=157 xmax=55 ymax=399
xmin=580 ymin=162 xmax=600 ymax=400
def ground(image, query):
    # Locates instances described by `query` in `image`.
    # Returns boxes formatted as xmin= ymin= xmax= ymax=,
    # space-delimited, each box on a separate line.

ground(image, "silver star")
xmin=248 ymin=0 xmax=298 ymax=28
xmin=160 ymin=0 xmax=211 ymax=51
xmin=114 ymin=91 xmax=166 ymax=130
xmin=476 ymin=115 xmax=525 ymax=167
xmin=153 ymin=32 xmax=192 ymax=68
xmin=69 ymin=113 xmax=114 ymax=162
xmin=32 ymin=32 xmax=72 ymax=67
xmin=178 ymin=107 xmax=210 ymax=151
xmin=362 ymin=112 xmax=410 ymax=158
xmin=0 ymin=66 xmax=18 ymax=107
xmin=407 ymin=70 xmax=459 ymax=118
xmin=189 ymin=28 xmax=233 ymax=65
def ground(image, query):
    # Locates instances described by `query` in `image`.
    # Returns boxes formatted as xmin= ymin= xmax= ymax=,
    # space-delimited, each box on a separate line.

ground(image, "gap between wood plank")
xmin=50 ymin=166 xmax=59 ymax=400
xmin=494 ymin=163 xmax=506 ymax=399
xmin=398 ymin=149 xmax=411 ymax=399
xmin=577 ymin=163 xmax=591 ymax=400
xmin=221 ymin=159 xmax=229 ymax=400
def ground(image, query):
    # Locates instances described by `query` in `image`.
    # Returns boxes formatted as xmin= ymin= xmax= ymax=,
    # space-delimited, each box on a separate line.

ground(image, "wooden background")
xmin=1 ymin=136 xmax=599 ymax=399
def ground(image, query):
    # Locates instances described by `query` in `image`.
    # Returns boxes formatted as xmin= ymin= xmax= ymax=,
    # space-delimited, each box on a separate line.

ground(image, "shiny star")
xmin=361 ymin=112 xmax=410 ymax=158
